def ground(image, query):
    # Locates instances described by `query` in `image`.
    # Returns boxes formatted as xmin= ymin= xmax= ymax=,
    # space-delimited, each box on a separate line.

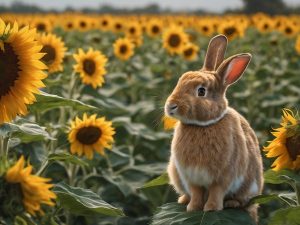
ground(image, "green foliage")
xmin=53 ymin=182 xmax=124 ymax=217
xmin=151 ymin=203 xmax=256 ymax=225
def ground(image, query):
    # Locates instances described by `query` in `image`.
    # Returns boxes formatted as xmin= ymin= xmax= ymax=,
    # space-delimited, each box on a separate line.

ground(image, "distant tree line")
xmin=0 ymin=0 xmax=299 ymax=14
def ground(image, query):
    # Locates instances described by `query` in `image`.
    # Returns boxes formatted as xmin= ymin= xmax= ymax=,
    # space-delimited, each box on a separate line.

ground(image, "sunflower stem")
xmin=36 ymin=159 xmax=49 ymax=176
xmin=104 ymin=154 xmax=114 ymax=175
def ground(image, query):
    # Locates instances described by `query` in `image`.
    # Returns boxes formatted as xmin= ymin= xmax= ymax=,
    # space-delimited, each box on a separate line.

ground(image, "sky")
xmin=1 ymin=0 xmax=300 ymax=13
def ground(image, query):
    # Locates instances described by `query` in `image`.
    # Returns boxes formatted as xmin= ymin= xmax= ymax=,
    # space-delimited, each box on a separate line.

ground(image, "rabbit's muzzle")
xmin=165 ymin=103 xmax=178 ymax=116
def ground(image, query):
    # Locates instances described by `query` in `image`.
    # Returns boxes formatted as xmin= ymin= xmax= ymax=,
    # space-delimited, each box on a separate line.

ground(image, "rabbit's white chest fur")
xmin=173 ymin=155 xmax=213 ymax=194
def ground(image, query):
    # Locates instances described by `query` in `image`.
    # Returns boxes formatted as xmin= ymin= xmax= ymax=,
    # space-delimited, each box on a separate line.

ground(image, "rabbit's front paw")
xmin=178 ymin=195 xmax=190 ymax=205
xmin=203 ymin=202 xmax=223 ymax=211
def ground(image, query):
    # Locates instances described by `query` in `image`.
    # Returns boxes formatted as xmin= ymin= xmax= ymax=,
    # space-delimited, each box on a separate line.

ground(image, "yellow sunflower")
xmin=113 ymin=37 xmax=134 ymax=61
xmin=279 ymin=22 xmax=298 ymax=38
xmin=37 ymin=33 xmax=67 ymax=73
xmin=295 ymin=35 xmax=300 ymax=55
xmin=181 ymin=43 xmax=199 ymax=61
xmin=146 ymin=19 xmax=163 ymax=37
xmin=73 ymin=48 xmax=108 ymax=89
xmin=264 ymin=109 xmax=300 ymax=171
xmin=99 ymin=16 xmax=112 ymax=31
xmin=218 ymin=21 xmax=244 ymax=41
xmin=68 ymin=113 xmax=115 ymax=159
xmin=5 ymin=156 xmax=56 ymax=216
xmin=30 ymin=18 xmax=52 ymax=33
xmin=162 ymin=25 xmax=188 ymax=55
xmin=0 ymin=19 xmax=47 ymax=124
xmin=163 ymin=115 xmax=178 ymax=130
xmin=126 ymin=22 xmax=142 ymax=38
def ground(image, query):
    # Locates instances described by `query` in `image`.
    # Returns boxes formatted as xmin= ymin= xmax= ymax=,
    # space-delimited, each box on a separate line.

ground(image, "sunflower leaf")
xmin=48 ymin=152 xmax=88 ymax=166
xmin=30 ymin=91 xmax=97 ymax=112
xmin=53 ymin=182 xmax=124 ymax=217
xmin=264 ymin=169 xmax=300 ymax=184
xmin=151 ymin=202 xmax=256 ymax=225
xmin=140 ymin=172 xmax=169 ymax=189
xmin=269 ymin=206 xmax=300 ymax=225
xmin=0 ymin=122 xmax=54 ymax=143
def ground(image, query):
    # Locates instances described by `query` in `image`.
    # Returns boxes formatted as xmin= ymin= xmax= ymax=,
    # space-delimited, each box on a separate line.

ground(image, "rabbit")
xmin=165 ymin=34 xmax=263 ymax=222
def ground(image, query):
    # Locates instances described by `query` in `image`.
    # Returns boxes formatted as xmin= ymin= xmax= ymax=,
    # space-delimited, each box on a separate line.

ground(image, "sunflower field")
xmin=0 ymin=12 xmax=300 ymax=225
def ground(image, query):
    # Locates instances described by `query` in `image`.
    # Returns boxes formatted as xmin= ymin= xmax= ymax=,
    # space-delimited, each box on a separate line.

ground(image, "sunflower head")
xmin=37 ymin=33 xmax=67 ymax=74
xmin=163 ymin=25 xmax=188 ymax=55
xmin=73 ymin=48 xmax=108 ymax=89
xmin=181 ymin=43 xmax=199 ymax=61
xmin=0 ymin=19 xmax=47 ymax=124
xmin=5 ymin=156 xmax=56 ymax=216
xmin=68 ymin=113 xmax=115 ymax=159
xmin=113 ymin=37 xmax=134 ymax=61
xmin=264 ymin=109 xmax=300 ymax=171
xmin=146 ymin=20 xmax=163 ymax=37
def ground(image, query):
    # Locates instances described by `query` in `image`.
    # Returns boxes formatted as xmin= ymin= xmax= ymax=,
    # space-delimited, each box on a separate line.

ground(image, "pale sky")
xmin=1 ymin=0 xmax=300 ymax=13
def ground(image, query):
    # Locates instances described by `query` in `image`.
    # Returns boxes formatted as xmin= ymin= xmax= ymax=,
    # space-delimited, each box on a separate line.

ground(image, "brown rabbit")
xmin=165 ymin=34 xmax=263 ymax=222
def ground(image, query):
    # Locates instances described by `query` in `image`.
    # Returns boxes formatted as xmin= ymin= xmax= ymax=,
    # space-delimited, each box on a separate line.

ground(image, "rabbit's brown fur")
xmin=165 ymin=35 xmax=263 ymax=222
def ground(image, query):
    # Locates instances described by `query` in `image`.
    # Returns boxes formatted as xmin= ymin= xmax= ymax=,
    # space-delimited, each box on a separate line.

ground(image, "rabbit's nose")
xmin=167 ymin=103 xmax=178 ymax=115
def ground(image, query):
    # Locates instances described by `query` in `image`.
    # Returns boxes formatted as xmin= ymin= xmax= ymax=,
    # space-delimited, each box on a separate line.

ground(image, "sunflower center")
xmin=102 ymin=20 xmax=108 ymax=26
xmin=76 ymin=126 xmax=102 ymax=145
xmin=115 ymin=23 xmax=122 ymax=30
xmin=152 ymin=25 xmax=160 ymax=34
xmin=67 ymin=23 xmax=73 ymax=29
xmin=0 ymin=43 xmax=20 ymax=98
xmin=83 ymin=59 xmax=96 ymax=75
xmin=202 ymin=26 xmax=209 ymax=32
xmin=41 ymin=45 xmax=56 ymax=65
xmin=129 ymin=27 xmax=136 ymax=34
xmin=285 ymin=27 xmax=292 ymax=34
xmin=169 ymin=34 xmax=181 ymax=47
xmin=263 ymin=24 xmax=269 ymax=29
xmin=36 ymin=23 xmax=46 ymax=32
xmin=184 ymin=48 xmax=194 ymax=57
xmin=224 ymin=27 xmax=237 ymax=36
xmin=120 ymin=44 xmax=128 ymax=54
xmin=80 ymin=21 xmax=87 ymax=28
xmin=286 ymin=135 xmax=300 ymax=161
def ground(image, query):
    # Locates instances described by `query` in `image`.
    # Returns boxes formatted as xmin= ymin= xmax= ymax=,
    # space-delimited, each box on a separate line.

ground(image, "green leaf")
xmin=48 ymin=152 xmax=88 ymax=166
xmin=250 ymin=193 xmax=297 ymax=206
xmin=151 ymin=202 xmax=256 ymax=225
xmin=269 ymin=206 xmax=300 ymax=225
xmin=53 ymin=182 xmax=124 ymax=217
xmin=0 ymin=122 xmax=53 ymax=143
xmin=140 ymin=173 xmax=169 ymax=189
xmin=264 ymin=169 xmax=300 ymax=184
xmin=29 ymin=91 xmax=97 ymax=112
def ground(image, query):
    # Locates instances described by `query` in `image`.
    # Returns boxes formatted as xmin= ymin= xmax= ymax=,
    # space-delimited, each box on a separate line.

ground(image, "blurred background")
xmin=1 ymin=0 xmax=300 ymax=14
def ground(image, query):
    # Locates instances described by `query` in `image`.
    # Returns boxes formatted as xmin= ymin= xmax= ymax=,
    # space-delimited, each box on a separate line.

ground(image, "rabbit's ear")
xmin=202 ymin=35 xmax=227 ymax=71
xmin=217 ymin=53 xmax=251 ymax=86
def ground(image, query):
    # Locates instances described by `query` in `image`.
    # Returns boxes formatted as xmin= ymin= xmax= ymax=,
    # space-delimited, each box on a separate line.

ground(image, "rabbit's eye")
xmin=197 ymin=87 xmax=206 ymax=97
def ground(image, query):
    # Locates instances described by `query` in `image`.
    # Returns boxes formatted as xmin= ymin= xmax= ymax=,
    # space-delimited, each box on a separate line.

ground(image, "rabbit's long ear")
xmin=216 ymin=53 xmax=251 ymax=86
xmin=202 ymin=35 xmax=227 ymax=71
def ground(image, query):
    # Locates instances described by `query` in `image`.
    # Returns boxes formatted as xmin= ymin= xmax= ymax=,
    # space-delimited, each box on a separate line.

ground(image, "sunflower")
xmin=146 ymin=19 xmax=163 ymax=37
xmin=37 ymin=33 xmax=67 ymax=73
xmin=181 ymin=43 xmax=199 ymax=61
xmin=126 ymin=22 xmax=142 ymax=38
xmin=113 ymin=37 xmax=134 ymax=61
xmin=99 ymin=16 xmax=112 ymax=31
xmin=264 ymin=109 xmax=300 ymax=171
xmin=30 ymin=19 xmax=52 ymax=33
xmin=197 ymin=20 xmax=215 ymax=37
xmin=279 ymin=22 xmax=298 ymax=38
xmin=162 ymin=26 xmax=188 ymax=55
xmin=5 ymin=156 xmax=56 ymax=216
xmin=73 ymin=48 xmax=108 ymax=89
xmin=0 ymin=19 xmax=47 ymax=124
xmin=218 ymin=21 xmax=244 ymax=41
xmin=255 ymin=18 xmax=275 ymax=33
xmin=163 ymin=115 xmax=178 ymax=130
xmin=68 ymin=113 xmax=115 ymax=159
xmin=295 ymin=35 xmax=300 ymax=55
xmin=112 ymin=19 xmax=124 ymax=33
